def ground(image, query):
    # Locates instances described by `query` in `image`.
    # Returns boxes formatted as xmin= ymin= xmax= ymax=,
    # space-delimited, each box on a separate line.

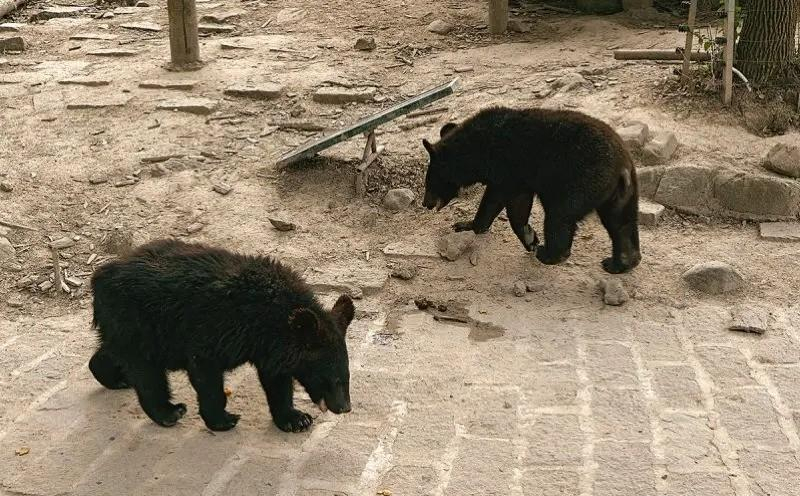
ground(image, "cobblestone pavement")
xmin=1 ymin=297 xmax=799 ymax=496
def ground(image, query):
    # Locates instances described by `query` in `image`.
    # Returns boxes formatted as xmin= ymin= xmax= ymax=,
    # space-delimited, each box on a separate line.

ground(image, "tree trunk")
xmin=736 ymin=0 xmax=798 ymax=85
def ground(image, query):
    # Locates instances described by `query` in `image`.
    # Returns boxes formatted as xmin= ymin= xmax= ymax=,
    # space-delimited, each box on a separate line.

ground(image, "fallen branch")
xmin=0 ymin=0 xmax=28 ymax=20
xmin=614 ymin=49 xmax=711 ymax=61
xmin=51 ymin=246 xmax=68 ymax=293
xmin=0 ymin=218 xmax=37 ymax=231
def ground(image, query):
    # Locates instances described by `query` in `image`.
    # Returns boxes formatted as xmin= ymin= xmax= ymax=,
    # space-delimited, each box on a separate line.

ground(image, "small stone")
xmin=438 ymin=231 xmax=476 ymax=261
xmin=638 ymin=200 xmax=665 ymax=227
xmin=103 ymin=230 xmax=133 ymax=254
xmin=763 ymin=143 xmax=800 ymax=179
xmin=199 ymin=10 xmax=245 ymax=23
xmin=114 ymin=179 xmax=136 ymax=187
xmin=427 ymin=19 xmax=453 ymax=35
xmin=139 ymin=80 xmax=197 ymax=90
xmin=150 ymin=164 xmax=170 ymax=177
xmin=88 ymin=174 xmax=108 ymax=184
xmin=616 ymin=122 xmax=649 ymax=149
xmin=65 ymin=276 xmax=83 ymax=287
xmin=391 ymin=263 xmax=417 ymax=281
xmin=599 ymin=278 xmax=629 ymax=306
xmin=58 ymin=77 xmax=111 ymax=87
xmin=526 ymin=281 xmax=546 ymax=293
xmin=67 ymin=96 xmax=130 ymax=110
xmin=186 ymin=222 xmax=204 ymax=234
xmin=728 ymin=304 xmax=769 ymax=335
xmin=0 ymin=236 xmax=15 ymax=260
xmin=198 ymin=23 xmax=235 ymax=34
xmin=120 ymin=22 xmax=161 ymax=32
xmin=0 ymin=181 xmax=12 ymax=192
xmin=212 ymin=182 xmax=232 ymax=195
xmin=50 ymin=237 xmax=75 ymax=249
xmin=551 ymin=73 xmax=591 ymax=92
xmin=157 ymin=98 xmax=218 ymax=115
xmin=269 ymin=218 xmax=296 ymax=231
xmin=38 ymin=280 xmax=53 ymax=291
xmin=354 ymin=37 xmax=376 ymax=51
xmin=759 ymin=222 xmax=800 ymax=242
xmin=312 ymin=87 xmax=376 ymax=104
xmin=69 ymin=32 xmax=118 ymax=41
xmin=7 ymin=296 xmax=23 ymax=308
xmin=87 ymin=48 xmax=138 ymax=57
xmin=682 ymin=261 xmax=744 ymax=295
xmin=507 ymin=19 xmax=531 ymax=32
xmin=513 ymin=281 xmax=527 ymax=297
xmin=642 ymin=131 xmax=679 ymax=163
xmin=0 ymin=36 xmax=25 ymax=52
xmin=383 ymin=188 xmax=415 ymax=212
xmin=454 ymin=66 xmax=473 ymax=73
xmin=223 ymin=84 xmax=283 ymax=100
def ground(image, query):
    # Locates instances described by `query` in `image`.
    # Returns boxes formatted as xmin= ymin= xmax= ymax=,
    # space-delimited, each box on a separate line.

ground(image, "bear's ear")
xmin=440 ymin=122 xmax=457 ymax=138
xmin=289 ymin=308 xmax=322 ymax=343
xmin=422 ymin=139 xmax=435 ymax=157
xmin=330 ymin=294 xmax=355 ymax=335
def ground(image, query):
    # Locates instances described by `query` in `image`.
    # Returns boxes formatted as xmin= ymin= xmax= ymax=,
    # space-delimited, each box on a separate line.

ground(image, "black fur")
xmin=422 ymin=106 xmax=641 ymax=274
xmin=89 ymin=239 xmax=355 ymax=432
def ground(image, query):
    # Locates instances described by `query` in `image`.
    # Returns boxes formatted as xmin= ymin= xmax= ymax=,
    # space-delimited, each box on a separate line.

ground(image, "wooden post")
xmin=167 ymin=0 xmax=202 ymax=71
xmin=723 ymin=0 xmax=735 ymax=105
xmin=682 ymin=0 xmax=698 ymax=83
xmin=488 ymin=0 xmax=508 ymax=34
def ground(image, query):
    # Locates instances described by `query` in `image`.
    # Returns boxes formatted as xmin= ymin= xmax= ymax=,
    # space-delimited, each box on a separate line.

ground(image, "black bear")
xmin=89 ymin=238 xmax=355 ymax=432
xmin=421 ymin=106 xmax=641 ymax=274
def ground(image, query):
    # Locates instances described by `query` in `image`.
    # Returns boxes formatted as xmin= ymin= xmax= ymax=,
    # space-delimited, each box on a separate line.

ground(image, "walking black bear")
xmin=422 ymin=106 xmax=641 ymax=274
xmin=89 ymin=239 xmax=355 ymax=432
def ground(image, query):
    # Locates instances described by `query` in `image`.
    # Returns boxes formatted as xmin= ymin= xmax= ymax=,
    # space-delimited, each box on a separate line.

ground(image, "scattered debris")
xmin=682 ymin=261 xmax=744 ymax=295
xmin=390 ymin=263 xmax=417 ymax=280
xmin=438 ymin=231 xmax=476 ymax=261
xmin=212 ymin=182 xmax=232 ymax=195
xmin=759 ymin=222 xmax=800 ymax=242
xmin=599 ymin=278 xmax=629 ymax=306
xmin=354 ymin=37 xmax=376 ymax=51
xmin=383 ymin=188 xmax=415 ymax=212
xmin=763 ymin=143 xmax=800 ymax=179
xmin=269 ymin=218 xmax=296 ymax=231
xmin=728 ymin=304 xmax=769 ymax=335
xmin=427 ymin=19 xmax=453 ymax=35
xmin=638 ymin=200 xmax=665 ymax=227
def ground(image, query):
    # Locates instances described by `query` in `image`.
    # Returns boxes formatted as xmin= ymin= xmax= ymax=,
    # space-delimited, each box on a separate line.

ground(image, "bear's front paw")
xmin=204 ymin=411 xmax=241 ymax=432
xmin=535 ymin=246 xmax=570 ymax=265
xmin=273 ymin=409 xmax=314 ymax=433
xmin=152 ymin=403 xmax=187 ymax=427
xmin=452 ymin=220 xmax=474 ymax=232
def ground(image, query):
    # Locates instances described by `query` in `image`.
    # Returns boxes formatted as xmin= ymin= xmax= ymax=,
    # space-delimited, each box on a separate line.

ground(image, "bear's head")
xmin=290 ymin=294 xmax=355 ymax=415
xmin=421 ymin=122 xmax=460 ymax=211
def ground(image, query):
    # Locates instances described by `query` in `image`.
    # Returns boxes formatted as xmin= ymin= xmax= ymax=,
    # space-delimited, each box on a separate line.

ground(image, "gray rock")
xmin=638 ymin=199 xmax=665 ymax=227
xmin=0 ymin=36 xmax=25 ymax=52
xmin=507 ymin=19 xmax=531 ymax=33
xmin=120 ymin=22 xmax=161 ymax=32
xmin=223 ymin=84 xmax=283 ymax=100
xmin=599 ymin=278 xmax=629 ymax=306
xmin=150 ymin=164 xmax=170 ymax=177
xmin=763 ymin=143 xmax=800 ymax=178
xmin=616 ymin=122 xmax=649 ymax=149
xmin=7 ymin=296 xmax=24 ymax=308
xmin=0 ymin=236 xmax=14 ymax=261
xmin=682 ymin=261 xmax=744 ymax=295
xmin=714 ymin=171 xmax=800 ymax=219
xmin=391 ymin=263 xmax=417 ymax=280
xmin=552 ymin=73 xmax=591 ymax=92
xmin=383 ymin=188 xmax=415 ymax=212
xmin=0 ymin=181 xmax=12 ymax=192
xmin=354 ymin=37 xmax=376 ymax=51
xmin=312 ymin=87 xmax=375 ymax=104
xmin=186 ymin=222 xmax=204 ymax=234
xmin=157 ymin=98 xmax=218 ymax=115
xmin=50 ymin=237 xmax=75 ymax=249
xmin=67 ymin=96 xmax=131 ymax=109
xmin=759 ymin=222 xmax=800 ymax=242
xmin=303 ymin=264 xmax=388 ymax=297
xmin=427 ymin=19 xmax=453 ymax=35
xmin=139 ymin=80 xmax=197 ymax=90
xmin=513 ymin=281 xmax=527 ymax=297
xmin=58 ymin=77 xmax=111 ymax=87
xmin=212 ymin=182 xmax=232 ymax=195
xmin=642 ymin=131 xmax=678 ymax=163
xmin=269 ymin=218 xmax=296 ymax=231
xmin=87 ymin=48 xmax=138 ymax=57
xmin=728 ymin=304 xmax=769 ymax=335
xmin=438 ymin=231 xmax=476 ymax=261
xmin=637 ymin=166 xmax=664 ymax=199
xmin=654 ymin=165 xmax=714 ymax=210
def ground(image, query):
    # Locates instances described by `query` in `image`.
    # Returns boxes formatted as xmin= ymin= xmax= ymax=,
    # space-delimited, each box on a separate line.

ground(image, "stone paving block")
xmin=524 ymin=414 xmax=583 ymax=466
xmin=464 ymin=341 xmax=521 ymax=385
xmin=224 ymin=83 xmax=284 ymax=100
xmin=572 ymin=312 xmax=636 ymax=341
xmin=592 ymin=388 xmax=651 ymax=441
xmin=585 ymin=342 xmax=637 ymax=387
xmin=716 ymin=388 xmax=788 ymax=449
xmin=447 ymin=438 xmax=515 ymax=496
xmin=521 ymin=469 xmax=580 ymax=496
xmin=739 ymin=449 xmax=800 ymax=496
xmin=749 ymin=327 xmax=800 ymax=365
xmin=378 ymin=465 xmax=437 ymax=496
xmin=694 ymin=345 xmax=757 ymax=389
xmin=303 ymin=263 xmax=389 ymax=298
xmin=223 ymin=453 xmax=288 ymax=496
xmin=662 ymin=472 xmax=735 ymax=496
xmin=765 ymin=366 xmax=800 ymax=410
xmin=651 ymin=365 xmax=703 ymax=410
xmin=516 ymin=321 xmax=578 ymax=362
xmin=519 ymin=363 xmax=579 ymax=407
xmin=633 ymin=323 xmax=684 ymax=362
xmin=348 ymin=371 xmax=409 ymax=422
xmin=759 ymin=221 xmax=800 ymax=242
xmin=659 ymin=412 xmax=722 ymax=471
xmin=461 ymin=387 xmax=518 ymax=438
xmin=391 ymin=404 xmax=456 ymax=467
xmin=594 ymin=441 xmax=656 ymax=496
xmin=300 ymin=422 xmax=380 ymax=485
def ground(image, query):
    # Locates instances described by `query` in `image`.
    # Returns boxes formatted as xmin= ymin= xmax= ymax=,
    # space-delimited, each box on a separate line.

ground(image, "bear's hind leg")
xmin=536 ymin=212 xmax=577 ymax=266
xmin=453 ymin=185 xmax=505 ymax=234
xmin=127 ymin=360 xmax=186 ymax=427
xmin=597 ymin=194 xmax=641 ymax=274
xmin=506 ymin=193 xmax=538 ymax=252
xmin=258 ymin=370 xmax=313 ymax=433
xmin=89 ymin=347 xmax=130 ymax=390
xmin=188 ymin=360 xmax=240 ymax=431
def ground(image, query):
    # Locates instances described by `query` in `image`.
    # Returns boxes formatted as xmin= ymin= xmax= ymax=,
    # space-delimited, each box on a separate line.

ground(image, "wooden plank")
xmin=488 ymin=0 xmax=508 ymax=34
xmin=275 ymin=78 xmax=458 ymax=169
xmin=722 ymin=0 xmax=735 ymax=105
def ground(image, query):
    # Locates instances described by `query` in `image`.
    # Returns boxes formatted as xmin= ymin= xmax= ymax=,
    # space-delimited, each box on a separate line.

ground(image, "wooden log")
xmin=682 ymin=0 xmax=698 ymax=82
xmin=0 ymin=0 xmax=28 ymax=20
xmin=167 ymin=0 xmax=202 ymax=70
xmin=488 ymin=0 xmax=508 ymax=34
xmin=613 ymin=49 xmax=711 ymax=61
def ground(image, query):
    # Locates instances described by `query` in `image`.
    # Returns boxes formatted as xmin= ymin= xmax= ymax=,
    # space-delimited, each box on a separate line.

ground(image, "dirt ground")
xmin=2 ymin=0 xmax=800 ymax=495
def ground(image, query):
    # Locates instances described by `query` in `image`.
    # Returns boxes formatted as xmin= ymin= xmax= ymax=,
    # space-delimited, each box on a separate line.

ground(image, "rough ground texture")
xmin=2 ymin=0 xmax=800 ymax=494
